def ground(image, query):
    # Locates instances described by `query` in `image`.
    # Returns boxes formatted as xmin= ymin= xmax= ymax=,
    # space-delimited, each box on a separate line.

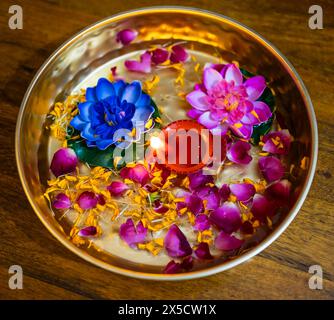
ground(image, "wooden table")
xmin=0 ymin=0 xmax=333 ymax=300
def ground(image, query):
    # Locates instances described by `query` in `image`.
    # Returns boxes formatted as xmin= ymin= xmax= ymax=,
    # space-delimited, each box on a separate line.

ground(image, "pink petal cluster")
xmin=186 ymin=64 xmax=272 ymax=139
xmin=52 ymin=193 xmax=71 ymax=210
xmin=119 ymin=218 xmax=148 ymax=248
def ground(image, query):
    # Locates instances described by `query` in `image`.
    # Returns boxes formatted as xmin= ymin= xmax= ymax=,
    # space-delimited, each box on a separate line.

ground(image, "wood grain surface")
xmin=0 ymin=0 xmax=333 ymax=300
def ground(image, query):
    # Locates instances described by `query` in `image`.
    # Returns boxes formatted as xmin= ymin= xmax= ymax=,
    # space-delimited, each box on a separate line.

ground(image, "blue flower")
xmin=70 ymin=78 xmax=155 ymax=150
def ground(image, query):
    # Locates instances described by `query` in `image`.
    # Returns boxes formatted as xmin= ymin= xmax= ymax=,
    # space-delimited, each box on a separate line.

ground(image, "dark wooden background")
xmin=0 ymin=0 xmax=333 ymax=299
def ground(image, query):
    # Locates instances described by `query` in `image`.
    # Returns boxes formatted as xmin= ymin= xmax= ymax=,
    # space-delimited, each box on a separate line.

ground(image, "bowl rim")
xmin=15 ymin=6 xmax=318 ymax=281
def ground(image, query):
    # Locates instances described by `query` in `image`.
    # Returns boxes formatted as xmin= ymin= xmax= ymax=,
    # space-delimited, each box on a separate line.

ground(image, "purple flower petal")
xmin=77 ymin=191 xmax=98 ymax=210
xmin=107 ymin=181 xmax=129 ymax=197
xmin=258 ymin=156 xmax=285 ymax=182
xmin=186 ymin=90 xmax=210 ymax=111
xmin=188 ymin=171 xmax=213 ymax=191
xmin=124 ymin=52 xmax=151 ymax=73
xmin=170 ymin=45 xmax=189 ymax=63
xmin=52 ymin=193 xmax=71 ymax=210
xmin=251 ymin=194 xmax=275 ymax=221
xmin=164 ymin=225 xmax=192 ymax=258
xmin=151 ymin=48 xmax=169 ymax=64
xmin=244 ymin=75 xmax=266 ymax=101
xmin=116 ymin=28 xmax=138 ymax=45
xmin=181 ymin=256 xmax=194 ymax=271
xmin=153 ymin=200 xmax=169 ymax=214
xmin=265 ymin=179 xmax=291 ymax=204
xmin=187 ymin=108 xmax=203 ymax=119
xmin=50 ymin=148 xmax=78 ymax=177
xmin=120 ymin=164 xmax=150 ymax=186
xmin=203 ymin=68 xmax=223 ymax=91
xmin=224 ymin=64 xmax=243 ymax=86
xmin=78 ymin=226 xmax=97 ymax=237
xmin=210 ymin=202 xmax=242 ymax=234
xmin=215 ymin=232 xmax=244 ymax=251
xmin=219 ymin=184 xmax=231 ymax=202
xmin=195 ymin=242 xmax=213 ymax=259
xmin=262 ymin=130 xmax=292 ymax=155
xmin=231 ymin=123 xmax=253 ymax=139
xmin=227 ymin=140 xmax=252 ymax=164
xmin=194 ymin=214 xmax=211 ymax=231
xmin=241 ymin=101 xmax=271 ymax=125
xmin=119 ymin=218 xmax=147 ymax=248
xmin=185 ymin=194 xmax=204 ymax=215
xmin=163 ymin=260 xmax=182 ymax=274
xmin=198 ymin=111 xmax=220 ymax=129
xmin=230 ymin=183 xmax=256 ymax=202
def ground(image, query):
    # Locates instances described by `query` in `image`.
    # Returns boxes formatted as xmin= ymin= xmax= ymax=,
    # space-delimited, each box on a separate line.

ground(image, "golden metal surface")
xmin=15 ymin=7 xmax=317 ymax=280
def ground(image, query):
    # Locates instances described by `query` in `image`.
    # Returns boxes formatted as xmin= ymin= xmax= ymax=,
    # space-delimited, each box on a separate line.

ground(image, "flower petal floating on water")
xmin=78 ymin=226 xmax=97 ymax=237
xmin=170 ymin=45 xmax=189 ymax=63
xmin=124 ymin=52 xmax=152 ymax=73
xmin=107 ymin=181 xmax=129 ymax=197
xmin=50 ymin=148 xmax=78 ymax=177
xmin=120 ymin=164 xmax=150 ymax=186
xmin=230 ymin=183 xmax=256 ymax=202
xmin=70 ymin=78 xmax=155 ymax=150
xmin=116 ymin=28 xmax=138 ymax=45
xmin=164 ymin=224 xmax=192 ymax=258
xmin=163 ymin=260 xmax=183 ymax=274
xmin=265 ymin=179 xmax=291 ymax=205
xmin=119 ymin=218 xmax=148 ymax=248
xmin=215 ymin=232 xmax=244 ymax=251
xmin=258 ymin=156 xmax=285 ymax=182
xmin=195 ymin=242 xmax=213 ymax=259
xmin=185 ymin=193 xmax=204 ymax=215
xmin=77 ymin=191 xmax=98 ymax=210
xmin=210 ymin=202 xmax=242 ymax=234
xmin=151 ymin=48 xmax=169 ymax=64
xmin=186 ymin=64 xmax=271 ymax=138
xmin=52 ymin=193 xmax=71 ymax=210
xmin=262 ymin=130 xmax=292 ymax=155
xmin=251 ymin=194 xmax=275 ymax=221
xmin=227 ymin=140 xmax=252 ymax=164
xmin=188 ymin=170 xmax=213 ymax=191
xmin=194 ymin=214 xmax=211 ymax=231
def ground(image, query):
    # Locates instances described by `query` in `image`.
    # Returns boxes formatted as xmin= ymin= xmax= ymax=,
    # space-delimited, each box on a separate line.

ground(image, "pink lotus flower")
xmin=116 ymin=28 xmax=138 ymax=46
xmin=52 ymin=193 xmax=71 ymax=210
xmin=50 ymin=148 xmax=78 ymax=177
xmin=119 ymin=218 xmax=147 ymax=248
xmin=210 ymin=202 xmax=242 ymax=234
xmin=164 ymin=225 xmax=192 ymax=258
xmin=262 ymin=130 xmax=292 ymax=155
xmin=215 ymin=232 xmax=244 ymax=251
xmin=77 ymin=191 xmax=98 ymax=210
xmin=186 ymin=64 xmax=271 ymax=139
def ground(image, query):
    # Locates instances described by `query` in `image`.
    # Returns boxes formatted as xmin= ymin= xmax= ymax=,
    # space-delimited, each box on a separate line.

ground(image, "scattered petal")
xmin=194 ymin=214 xmax=211 ymax=231
xmin=164 ymin=225 xmax=192 ymax=258
xmin=116 ymin=28 xmax=138 ymax=45
xmin=120 ymin=164 xmax=150 ymax=186
xmin=78 ymin=226 xmax=97 ymax=237
xmin=210 ymin=202 xmax=242 ymax=234
xmin=230 ymin=183 xmax=256 ymax=202
xmin=151 ymin=48 xmax=169 ymax=64
xmin=50 ymin=148 xmax=78 ymax=177
xmin=52 ymin=193 xmax=71 ymax=210
xmin=215 ymin=232 xmax=244 ymax=251
xmin=77 ymin=191 xmax=98 ymax=210
xmin=265 ymin=179 xmax=291 ymax=204
xmin=251 ymin=194 xmax=275 ymax=221
xmin=125 ymin=52 xmax=151 ymax=73
xmin=163 ymin=260 xmax=182 ymax=274
xmin=107 ymin=181 xmax=130 ymax=197
xmin=195 ymin=242 xmax=213 ymax=259
xmin=227 ymin=140 xmax=252 ymax=164
xmin=170 ymin=45 xmax=189 ymax=63
xmin=120 ymin=218 xmax=147 ymax=248
xmin=258 ymin=156 xmax=285 ymax=182
xmin=262 ymin=130 xmax=292 ymax=155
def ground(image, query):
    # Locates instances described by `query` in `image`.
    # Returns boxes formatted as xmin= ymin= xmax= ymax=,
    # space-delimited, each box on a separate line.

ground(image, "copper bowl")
xmin=15 ymin=7 xmax=318 ymax=280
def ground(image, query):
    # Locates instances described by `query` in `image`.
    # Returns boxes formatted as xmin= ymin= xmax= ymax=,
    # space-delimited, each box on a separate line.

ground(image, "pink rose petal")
xmin=77 ymin=191 xmax=98 ymax=210
xmin=194 ymin=214 xmax=211 ymax=231
xmin=210 ymin=202 xmax=242 ymax=234
xmin=195 ymin=242 xmax=213 ymax=259
xmin=120 ymin=164 xmax=150 ymax=186
xmin=170 ymin=45 xmax=189 ymax=63
xmin=107 ymin=181 xmax=129 ymax=197
xmin=215 ymin=232 xmax=244 ymax=251
xmin=124 ymin=52 xmax=151 ymax=73
xmin=119 ymin=219 xmax=147 ymax=248
xmin=230 ymin=183 xmax=256 ymax=202
xmin=163 ymin=260 xmax=182 ymax=274
xmin=164 ymin=225 xmax=192 ymax=258
xmin=151 ymin=48 xmax=169 ymax=64
xmin=258 ymin=156 xmax=285 ymax=182
xmin=227 ymin=140 xmax=252 ymax=164
xmin=78 ymin=226 xmax=97 ymax=237
xmin=116 ymin=28 xmax=138 ymax=45
xmin=52 ymin=193 xmax=71 ymax=210
xmin=50 ymin=148 xmax=78 ymax=177
xmin=262 ymin=130 xmax=292 ymax=155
